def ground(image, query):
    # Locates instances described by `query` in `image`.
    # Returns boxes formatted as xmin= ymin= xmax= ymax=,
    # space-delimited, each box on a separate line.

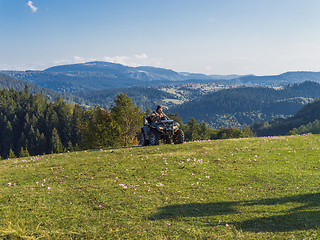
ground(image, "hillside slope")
xmin=251 ymin=96 xmax=320 ymax=136
xmin=1 ymin=135 xmax=320 ymax=239
xmin=169 ymin=81 xmax=320 ymax=128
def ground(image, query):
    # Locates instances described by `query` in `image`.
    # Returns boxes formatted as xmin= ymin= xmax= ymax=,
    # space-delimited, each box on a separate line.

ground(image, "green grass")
xmin=1 ymin=134 xmax=320 ymax=239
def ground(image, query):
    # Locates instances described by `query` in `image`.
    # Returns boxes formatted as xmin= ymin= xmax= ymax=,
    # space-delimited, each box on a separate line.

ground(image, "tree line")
xmin=0 ymin=86 xmax=144 ymax=159
xmin=0 ymin=86 xmax=253 ymax=159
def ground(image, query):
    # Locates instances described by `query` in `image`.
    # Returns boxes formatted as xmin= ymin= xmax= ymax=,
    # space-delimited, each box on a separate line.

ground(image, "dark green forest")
xmin=0 ymin=85 xmax=91 ymax=159
xmin=0 ymin=85 xmax=151 ymax=159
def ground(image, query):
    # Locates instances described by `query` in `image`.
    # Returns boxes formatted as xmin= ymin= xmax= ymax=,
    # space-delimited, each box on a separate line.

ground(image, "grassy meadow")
xmin=1 ymin=134 xmax=320 ymax=239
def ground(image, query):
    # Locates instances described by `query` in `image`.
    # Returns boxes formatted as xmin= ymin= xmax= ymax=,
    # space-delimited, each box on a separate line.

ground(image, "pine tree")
xmin=19 ymin=147 xmax=30 ymax=157
xmin=7 ymin=148 xmax=16 ymax=159
xmin=110 ymin=93 xmax=144 ymax=146
xmin=67 ymin=141 xmax=74 ymax=152
xmin=186 ymin=118 xmax=200 ymax=141
xmin=1 ymin=121 xmax=14 ymax=158
xmin=38 ymin=133 xmax=47 ymax=155
xmin=51 ymin=128 xmax=64 ymax=153
xmin=80 ymin=107 xmax=120 ymax=149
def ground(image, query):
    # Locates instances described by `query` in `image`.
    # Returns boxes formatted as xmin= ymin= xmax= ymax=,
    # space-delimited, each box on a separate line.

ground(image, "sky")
xmin=1 ymin=0 xmax=320 ymax=76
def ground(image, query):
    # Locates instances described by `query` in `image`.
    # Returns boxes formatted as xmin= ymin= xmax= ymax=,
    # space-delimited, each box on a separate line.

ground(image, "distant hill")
xmin=44 ymin=61 xmax=216 ymax=81
xmin=169 ymin=81 xmax=320 ymax=128
xmin=1 ymin=61 xmax=243 ymax=92
xmin=236 ymin=71 xmax=320 ymax=85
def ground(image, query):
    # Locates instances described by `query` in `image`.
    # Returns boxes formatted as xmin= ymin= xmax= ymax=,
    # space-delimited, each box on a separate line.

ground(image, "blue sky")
xmin=1 ymin=0 xmax=320 ymax=75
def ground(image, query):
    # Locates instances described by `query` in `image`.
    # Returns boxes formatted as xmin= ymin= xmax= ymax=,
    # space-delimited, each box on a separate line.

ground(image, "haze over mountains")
xmin=1 ymin=61 xmax=242 ymax=92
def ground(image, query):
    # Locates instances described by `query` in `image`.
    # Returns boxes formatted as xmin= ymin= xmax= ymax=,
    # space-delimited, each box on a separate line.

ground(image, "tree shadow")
xmin=148 ymin=193 xmax=320 ymax=232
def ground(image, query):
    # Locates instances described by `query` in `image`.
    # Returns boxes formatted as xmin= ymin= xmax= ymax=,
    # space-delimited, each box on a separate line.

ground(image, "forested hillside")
xmin=169 ymin=81 xmax=320 ymax=128
xmin=251 ymin=97 xmax=320 ymax=136
xmin=0 ymin=88 xmax=146 ymax=159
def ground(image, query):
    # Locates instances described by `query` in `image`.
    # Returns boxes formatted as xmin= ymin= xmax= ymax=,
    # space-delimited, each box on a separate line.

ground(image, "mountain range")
xmin=0 ymin=61 xmax=246 ymax=92
xmin=2 ymin=61 xmax=320 ymax=92
xmin=2 ymin=61 xmax=320 ymax=131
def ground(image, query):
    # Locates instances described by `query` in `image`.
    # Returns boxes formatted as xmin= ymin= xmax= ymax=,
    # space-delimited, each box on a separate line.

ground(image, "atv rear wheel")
xmin=149 ymin=131 xmax=160 ymax=146
xmin=140 ymin=131 xmax=149 ymax=146
xmin=173 ymin=129 xmax=184 ymax=144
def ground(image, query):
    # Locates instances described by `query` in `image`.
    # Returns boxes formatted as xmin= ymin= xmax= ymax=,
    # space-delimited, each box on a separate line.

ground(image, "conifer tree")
xmin=38 ymin=133 xmax=47 ymax=154
xmin=80 ymin=107 xmax=120 ymax=149
xmin=19 ymin=147 xmax=30 ymax=157
xmin=110 ymin=93 xmax=144 ymax=146
xmin=8 ymin=148 xmax=16 ymax=159
xmin=67 ymin=141 xmax=74 ymax=152
xmin=1 ymin=121 xmax=14 ymax=158
xmin=51 ymin=128 xmax=64 ymax=153
xmin=186 ymin=118 xmax=200 ymax=141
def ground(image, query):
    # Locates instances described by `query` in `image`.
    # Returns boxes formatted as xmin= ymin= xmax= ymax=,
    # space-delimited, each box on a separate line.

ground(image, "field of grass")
xmin=1 ymin=134 xmax=320 ymax=239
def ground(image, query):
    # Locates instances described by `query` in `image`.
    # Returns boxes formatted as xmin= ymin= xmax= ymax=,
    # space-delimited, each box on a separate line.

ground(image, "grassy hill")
xmin=1 ymin=135 xmax=320 ymax=239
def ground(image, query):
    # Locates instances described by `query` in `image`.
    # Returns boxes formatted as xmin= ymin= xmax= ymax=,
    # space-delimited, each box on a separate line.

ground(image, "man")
xmin=150 ymin=105 xmax=167 ymax=123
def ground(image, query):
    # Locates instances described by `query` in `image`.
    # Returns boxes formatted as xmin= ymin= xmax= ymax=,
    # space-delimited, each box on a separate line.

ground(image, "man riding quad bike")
xmin=140 ymin=105 xmax=185 ymax=146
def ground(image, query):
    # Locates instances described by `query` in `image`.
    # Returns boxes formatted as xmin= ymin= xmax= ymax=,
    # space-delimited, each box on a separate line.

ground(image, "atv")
xmin=140 ymin=116 xmax=185 ymax=146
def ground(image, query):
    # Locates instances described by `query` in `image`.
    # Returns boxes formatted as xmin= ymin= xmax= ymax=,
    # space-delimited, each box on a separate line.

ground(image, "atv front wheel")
xmin=140 ymin=131 xmax=149 ymax=146
xmin=149 ymin=131 xmax=160 ymax=146
xmin=173 ymin=129 xmax=184 ymax=144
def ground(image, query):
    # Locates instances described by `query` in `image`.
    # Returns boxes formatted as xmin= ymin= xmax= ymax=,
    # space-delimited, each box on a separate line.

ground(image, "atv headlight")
xmin=158 ymin=126 xmax=164 ymax=130
xmin=173 ymin=125 xmax=178 ymax=130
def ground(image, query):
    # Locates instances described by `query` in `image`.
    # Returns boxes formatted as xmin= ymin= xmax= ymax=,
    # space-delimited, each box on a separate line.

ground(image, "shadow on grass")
xmin=149 ymin=192 xmax=320 ymax=232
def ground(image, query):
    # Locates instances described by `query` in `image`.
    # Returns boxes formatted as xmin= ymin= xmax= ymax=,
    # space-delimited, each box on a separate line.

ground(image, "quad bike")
xmin=140 ymin=116 xmax=184 ymax=146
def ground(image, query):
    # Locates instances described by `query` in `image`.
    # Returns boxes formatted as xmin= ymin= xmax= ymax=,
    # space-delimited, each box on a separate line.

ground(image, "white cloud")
xmin=102 ymin=53 xmax=162 ymax=67
xmin=27 ymin=1 xmax=38 ymax=13
xmin=0 ymin=54 xmax=163 ymax=71
xmin=54 ymin=54 xmax=161 ymax=67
